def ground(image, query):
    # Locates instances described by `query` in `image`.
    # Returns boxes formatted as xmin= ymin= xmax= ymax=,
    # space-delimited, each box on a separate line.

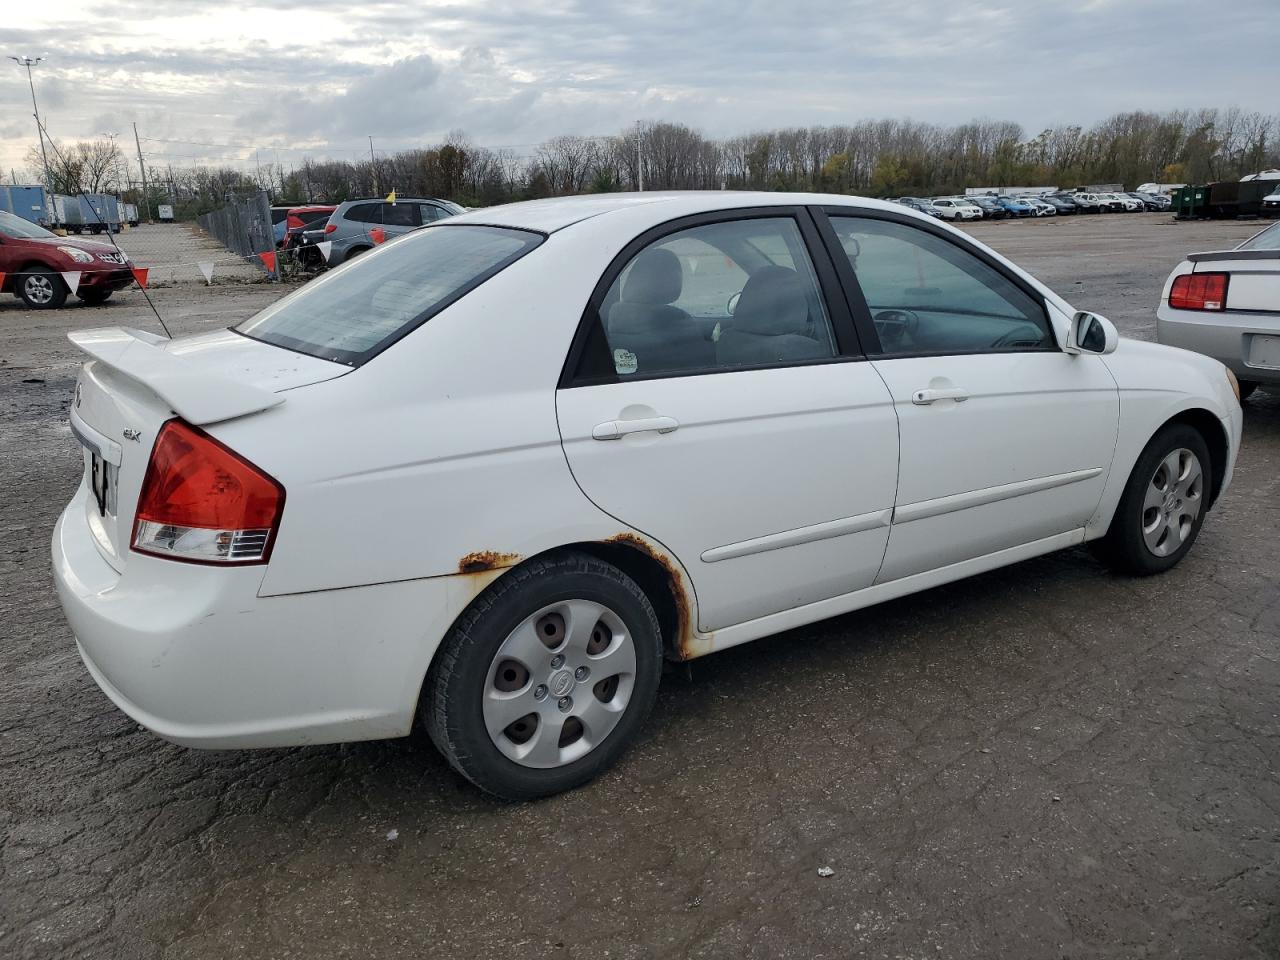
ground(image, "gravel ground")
xmin=1 ymin=213 xmax=1277 ymax=960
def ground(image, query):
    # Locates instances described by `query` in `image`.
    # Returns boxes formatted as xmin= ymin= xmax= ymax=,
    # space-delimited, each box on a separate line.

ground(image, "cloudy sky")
xmin=1 ymin=0 xmax=1274 ymax=181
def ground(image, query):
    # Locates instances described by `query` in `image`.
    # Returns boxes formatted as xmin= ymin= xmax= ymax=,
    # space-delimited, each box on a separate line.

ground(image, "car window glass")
xmin=585 ymin=217 xmax=836 ymax=379
xmin=420 ymin=204 xmax=446 ymax=223
xmin=237 ymin=225 xmax=541 ymax=366
xmin=347 ymin=203 xmax=380 ymax=223
xmin=1238 ymin=221 xmax=1280 ymax=251
xmin=829 ymin=215 xmax=1052 ymax=357
xmin=382 ymin=203 xmax=418 ymax=227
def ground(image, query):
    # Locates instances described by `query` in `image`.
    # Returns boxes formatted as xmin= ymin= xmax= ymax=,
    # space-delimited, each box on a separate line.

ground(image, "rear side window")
xmin=236 ymin=226 xmax=542 ymax=366
xmin=382 ymin=203 xmax=418 ymax=227
xmin=346 ymin=203 xmax=381 ymax=223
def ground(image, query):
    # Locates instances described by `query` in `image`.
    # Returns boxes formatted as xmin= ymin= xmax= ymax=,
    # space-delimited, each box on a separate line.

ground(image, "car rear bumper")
xmin=52 ymin=486 xmax=460 ymax=748
xmin=1156 ymin=306 xmax=1280 ymax=384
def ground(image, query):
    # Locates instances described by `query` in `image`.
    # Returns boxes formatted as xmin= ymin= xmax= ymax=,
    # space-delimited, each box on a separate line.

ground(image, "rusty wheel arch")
xmin=449 ymin=537 xmax=698 ymax=662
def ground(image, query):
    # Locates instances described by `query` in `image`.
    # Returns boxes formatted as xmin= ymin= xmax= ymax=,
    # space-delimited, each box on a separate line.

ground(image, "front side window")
xmin=236 ymin=225 xmax=541 ymax=365
xmin=420 ymin=203 xmax=446 ymax=223
xmin=585 ymin=217 xmax=836 ymax=379
xmin=829 ymin=215 xmax=1053 ymax=357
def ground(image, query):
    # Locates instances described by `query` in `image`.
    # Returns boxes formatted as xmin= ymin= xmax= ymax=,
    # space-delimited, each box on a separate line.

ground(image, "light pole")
xmin=10 ymin=55 xmax=53 ymax=191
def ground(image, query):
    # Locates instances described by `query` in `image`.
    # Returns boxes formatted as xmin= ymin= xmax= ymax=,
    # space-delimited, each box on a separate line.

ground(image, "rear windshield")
xmin=1238 ymin=221 xmax=1280 ymax=251
xmin=236 ymin=225 xmax=542 ymax=365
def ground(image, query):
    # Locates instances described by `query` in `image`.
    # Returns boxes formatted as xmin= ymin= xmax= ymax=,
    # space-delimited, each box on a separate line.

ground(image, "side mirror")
xmin=1066 ymin=311 xmax=1118 ymax=355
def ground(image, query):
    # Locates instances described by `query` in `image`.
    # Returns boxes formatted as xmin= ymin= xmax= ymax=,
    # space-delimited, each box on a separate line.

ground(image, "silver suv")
xmin=320 ymin=198 xmax=464 ymax=265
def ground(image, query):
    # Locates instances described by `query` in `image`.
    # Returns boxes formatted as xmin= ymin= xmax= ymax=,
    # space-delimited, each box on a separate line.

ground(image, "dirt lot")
xmin=2 ymin=213 xmax=1277 ymax=959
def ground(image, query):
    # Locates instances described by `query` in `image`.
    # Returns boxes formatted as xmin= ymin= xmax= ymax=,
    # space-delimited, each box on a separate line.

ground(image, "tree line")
xmin=22 ymin=107 xmax=1280 ymax=218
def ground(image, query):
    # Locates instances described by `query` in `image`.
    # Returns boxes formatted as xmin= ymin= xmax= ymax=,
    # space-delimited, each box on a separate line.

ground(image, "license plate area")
xmin=89 ymin=452 xmax=119 ymax=517
xmin=1248 ymin=335 xmax=1280 ymax=370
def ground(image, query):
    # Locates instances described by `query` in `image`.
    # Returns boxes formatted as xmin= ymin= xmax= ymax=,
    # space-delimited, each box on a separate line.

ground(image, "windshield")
xmin=1237 ymin=221 xmax=1280 ymax=251
xmin=0 ymin=210 xmax=56 ymax=239
xmin=236 ymin=224 xmax=542 ymax=365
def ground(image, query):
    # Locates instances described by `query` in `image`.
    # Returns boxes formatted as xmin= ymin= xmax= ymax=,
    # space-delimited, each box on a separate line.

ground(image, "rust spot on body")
xmin=458 ymin=551 xmax=522 ymax=574
xmin=605 ymin=533 xmax=704 ymax=660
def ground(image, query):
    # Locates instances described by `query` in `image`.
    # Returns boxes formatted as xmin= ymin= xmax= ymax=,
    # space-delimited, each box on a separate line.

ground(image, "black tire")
xmin=17 ymin=266 xmax=68 ymax=310
xmin=1092 ymin=423 xmax=1212 ymax=576
xmin=1238 ymin=380 xmax=1259 ymax=402
xmin=344 ymin=246 xmax=370 ymax=263
xmin=423 ymin=552 xmax=663 ymax=800
xmin=78 ymin=289 xmax=113 ymax=306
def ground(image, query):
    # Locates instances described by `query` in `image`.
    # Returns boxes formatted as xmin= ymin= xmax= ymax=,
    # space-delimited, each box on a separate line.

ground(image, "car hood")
xmin=22 ymin=234 xmax=117 ymax=253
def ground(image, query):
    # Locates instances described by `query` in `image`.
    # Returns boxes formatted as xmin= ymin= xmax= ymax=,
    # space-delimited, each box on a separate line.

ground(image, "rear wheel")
xmin=424 ymin=552 xmax=663 ymax=800
xmin=344 ymin=246 xmax=370 ymax=263
xmin=18 ymin=267 xmax=67 ymax=309
xmin=1092 ymin=423 xmax=1211 ymax=576
xmin=78 ymin=289 xmax=113 ymax=306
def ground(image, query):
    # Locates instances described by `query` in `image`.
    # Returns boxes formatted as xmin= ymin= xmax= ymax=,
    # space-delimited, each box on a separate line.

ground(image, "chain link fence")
xmin=196 ymin=191 xmax=276 ymax=276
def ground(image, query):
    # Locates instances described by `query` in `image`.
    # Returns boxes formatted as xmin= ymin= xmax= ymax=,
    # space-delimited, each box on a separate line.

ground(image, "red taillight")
xmin=1169 ymin=272 xmax=1228 ymax=311
xmin=324 ymin=223 xmax=337 ymax=234
xmin=131 ymin=420 xmax=284 ymax=564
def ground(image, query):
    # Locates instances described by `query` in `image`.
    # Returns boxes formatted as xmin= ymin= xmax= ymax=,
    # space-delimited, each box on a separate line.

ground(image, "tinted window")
xmin=829 ymin=215 xmax=1053 ymax=357
xmin=420 ymin=203 xmax=447 ymax=223
xmin=236 ymin=226 xmax=541 ymax=365
xmin=346 ymin=203 xmax=380 ymax=223
xmin=298 ymin=209 xmax=332 ymax=226
xmin=584 ymin=217 xmax=836 ymax=380
xmin=383 ymin=203 xmax=418 ymax=227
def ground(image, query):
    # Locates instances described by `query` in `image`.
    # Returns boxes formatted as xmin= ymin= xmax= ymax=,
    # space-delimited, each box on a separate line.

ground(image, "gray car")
xmin=321 ymin=197 xmax=464 ymax=265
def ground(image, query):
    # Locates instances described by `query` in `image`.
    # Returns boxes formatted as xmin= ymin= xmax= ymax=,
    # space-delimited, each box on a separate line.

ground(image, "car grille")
xmin=97 ymin=252 xmax=128 ymax=265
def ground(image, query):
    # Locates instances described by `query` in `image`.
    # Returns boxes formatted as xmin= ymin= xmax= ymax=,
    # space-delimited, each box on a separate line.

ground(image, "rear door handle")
xmin=912 ymin=387 xmax=969 ymax=405
xmin=592 ymin=416 xmax=680 ymax=440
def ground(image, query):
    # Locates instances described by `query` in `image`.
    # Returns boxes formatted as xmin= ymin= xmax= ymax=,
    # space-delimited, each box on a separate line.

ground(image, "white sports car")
xmin=53 ymin=192 xmax=1243 ymax=799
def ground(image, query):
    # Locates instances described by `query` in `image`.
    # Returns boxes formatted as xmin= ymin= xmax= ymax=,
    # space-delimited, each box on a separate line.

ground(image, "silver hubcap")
xmin=483 ymin=599 xmax=636 ymax=769
xmin=25 ymin=275 xmax=54 ymax=304
xmin=1142 ymin=448 xmax=1203 ymax=557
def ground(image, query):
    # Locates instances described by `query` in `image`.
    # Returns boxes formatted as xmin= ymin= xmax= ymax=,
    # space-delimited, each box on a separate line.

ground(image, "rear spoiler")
xmin=1188 ymin=249 xmax=1280 ymax=263
xmin=67 ymin=327 xmax=284 ymax=425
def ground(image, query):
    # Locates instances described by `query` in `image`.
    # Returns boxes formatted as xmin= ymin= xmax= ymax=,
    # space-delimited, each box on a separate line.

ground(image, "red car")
xmin=0 ymin=210 xmax=134 ymax=309
xmin=282 ymin=205 xmax=337 ymax=248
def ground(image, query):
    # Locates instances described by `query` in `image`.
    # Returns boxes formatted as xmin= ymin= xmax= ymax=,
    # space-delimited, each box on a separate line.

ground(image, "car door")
xmin=817 ymin=208 xmax=1119 ymax=583
xmin=556 ymin=209 xmax=899 ymax=632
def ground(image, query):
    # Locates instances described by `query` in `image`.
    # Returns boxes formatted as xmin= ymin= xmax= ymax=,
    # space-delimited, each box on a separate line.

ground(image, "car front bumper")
xmin=79 ymin=268 xmax=135 ymax=292
xmin=52 ymin=485 xmax=461 ymax=748
xmin=1157 ymin=306 xmax=1280 ymax=385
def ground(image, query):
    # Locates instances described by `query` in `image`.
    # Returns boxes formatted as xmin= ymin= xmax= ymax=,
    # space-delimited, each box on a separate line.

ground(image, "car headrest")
xmin=620 ymin=248 xmax=683 ymax=305
xmin=731 ymin=266 xmax=810 ymax=336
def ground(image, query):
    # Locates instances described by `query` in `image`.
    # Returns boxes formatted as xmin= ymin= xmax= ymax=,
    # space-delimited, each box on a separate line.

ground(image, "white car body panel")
xmin=51 ymin=191 xmax=1243 ymax=748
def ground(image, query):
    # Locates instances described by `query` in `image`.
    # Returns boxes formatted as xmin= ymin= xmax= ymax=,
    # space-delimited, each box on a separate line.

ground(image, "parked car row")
xmin=892 ymin=190 xmax=1172 ymax=221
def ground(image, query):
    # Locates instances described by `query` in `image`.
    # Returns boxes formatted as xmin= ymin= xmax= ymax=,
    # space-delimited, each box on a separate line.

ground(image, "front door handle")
xmin=592 ymin=416 xmax=680 ymax=440
xmin=912 ymin=387 xmax=969 ymax=405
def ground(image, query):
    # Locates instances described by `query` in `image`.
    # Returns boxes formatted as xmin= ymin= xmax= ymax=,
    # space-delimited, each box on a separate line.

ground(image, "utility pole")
xmin=10 ymin=56 xmax=54 ymax=191
xmin=132 ymin=122 xmax=152 ymax=222
xmin=368 ymin=136 xmax=378 ymax=194
xmin=635 ymin=122 xmax=644 ymax=192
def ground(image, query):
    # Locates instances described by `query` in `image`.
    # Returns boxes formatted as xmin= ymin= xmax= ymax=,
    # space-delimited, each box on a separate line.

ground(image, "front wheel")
xmin=424 ymin=552 xmax=663 ymax=800
xmin=18 ymin=267 xmax=68 ymax=309
xmin=1092 ymin=423 xmax=1212 ymax=575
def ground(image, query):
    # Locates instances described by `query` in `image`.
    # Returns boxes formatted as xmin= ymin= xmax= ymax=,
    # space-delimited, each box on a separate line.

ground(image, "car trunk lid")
xmin=67 ymin=326 xmax=348 ymax=571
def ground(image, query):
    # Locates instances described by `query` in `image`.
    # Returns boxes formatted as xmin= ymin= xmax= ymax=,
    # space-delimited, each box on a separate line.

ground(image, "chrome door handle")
xmin=912 ymin=387 xmax=969 ymax=405
xmin=592 ymin=416 xmax=680 ymax=440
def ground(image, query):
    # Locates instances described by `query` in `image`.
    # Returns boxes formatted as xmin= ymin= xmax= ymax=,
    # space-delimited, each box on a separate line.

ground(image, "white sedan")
xmin=1157 ymin=219 xmax=1280 ymax=399
xmin=53 ymin=192 xmax=1243 ymax=799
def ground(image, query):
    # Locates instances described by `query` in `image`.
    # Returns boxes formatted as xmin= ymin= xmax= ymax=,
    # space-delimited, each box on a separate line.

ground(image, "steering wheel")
xmin=873 ymin=309 xmax=920 ymax=352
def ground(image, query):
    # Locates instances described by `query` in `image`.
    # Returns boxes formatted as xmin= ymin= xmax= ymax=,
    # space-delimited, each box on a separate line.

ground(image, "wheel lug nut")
xmin=533 ymin=684 xmax=548 ymax=701
xmin=557 ymin=696 xmax=572 ymax=712
xmin=550 ymin=654 xmax=565 ymax=669
xmin=574 ymin=666 xmax=589 ymax=681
